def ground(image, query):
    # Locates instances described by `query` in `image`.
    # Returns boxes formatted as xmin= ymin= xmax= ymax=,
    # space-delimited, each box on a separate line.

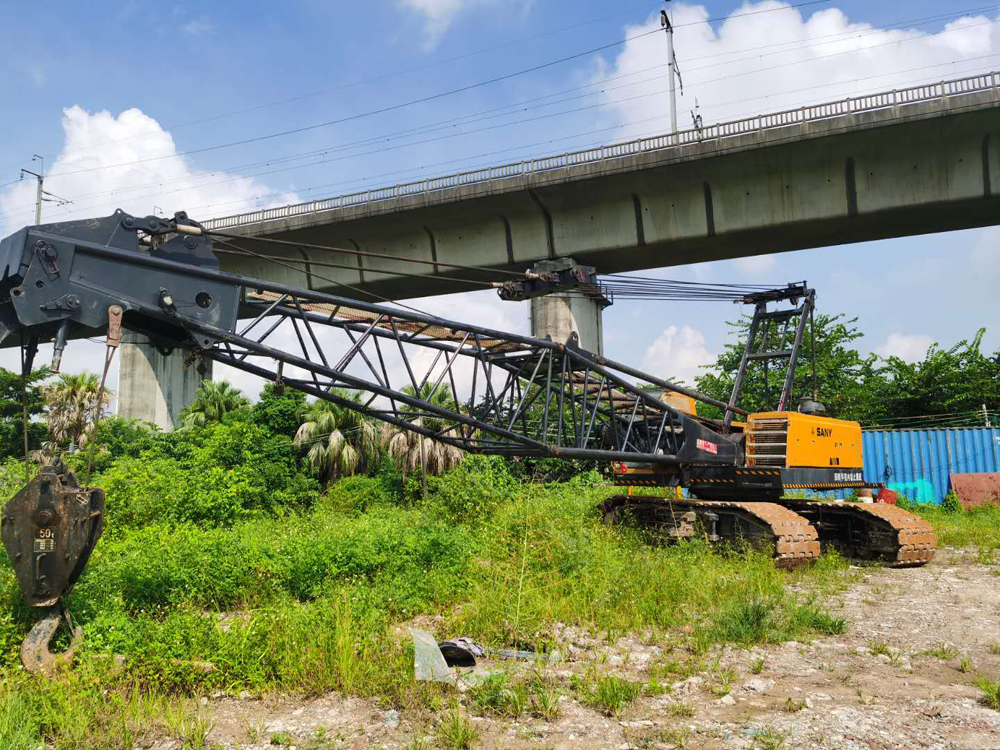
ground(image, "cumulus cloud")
xmin=0 ymin=105 xmax=299 ymax=390
xmin=734 ymin=255 xmax=776 ymax=274
xmin=877 ymin=333 xmax=934 ymax=362
xmin=399 ymin=0 xmax=530 ymax=49
xmin=642 ymin=324 xmax=714 ymax=386
xmin=181 ymin=19 xmax=214 ymax=37
xmin=595 ymin=3 xmax=1000 ymax=137
xmin=0 ymin=106 xmax=298 ymax=234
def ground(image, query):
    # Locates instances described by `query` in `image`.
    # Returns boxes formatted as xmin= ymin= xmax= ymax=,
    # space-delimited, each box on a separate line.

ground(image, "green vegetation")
xmin=0 ymin=374 xmax=870 ymax=748
xmin=897 ymin=497 xmax=1000 ymax=555
xmin=572 ymin=668 xmax=643 ymax=716
xmin=694 ymin=317 xmax=999 ymax=426
xmin=976 ymin=676 xmax=1000 ymax=711
xmin=0 ymin=366 xmax=48 ymax=460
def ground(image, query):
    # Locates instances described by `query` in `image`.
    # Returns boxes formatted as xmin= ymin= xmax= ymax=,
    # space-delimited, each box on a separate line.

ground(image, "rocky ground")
xmin=160 ymin=548 xmax=1000 ymax=750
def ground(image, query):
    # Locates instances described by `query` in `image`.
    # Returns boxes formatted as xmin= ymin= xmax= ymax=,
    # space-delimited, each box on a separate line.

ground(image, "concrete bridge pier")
xmin=528 ymin=258 xmax=607 ymax=356
xmin=116 ymin=331 xmax=211 ymax=430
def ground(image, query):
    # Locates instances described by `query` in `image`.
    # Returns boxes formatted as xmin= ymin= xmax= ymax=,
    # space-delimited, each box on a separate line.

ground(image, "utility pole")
xmin=20 ymin=155 xmax=44 ymax=225
xmin=20 ymin=154 xmax=73 ymax=225
xmin=984 ymin=403 xmax=992 ymax=428
xmin=660 ymin=1 xmax=683 ymax=141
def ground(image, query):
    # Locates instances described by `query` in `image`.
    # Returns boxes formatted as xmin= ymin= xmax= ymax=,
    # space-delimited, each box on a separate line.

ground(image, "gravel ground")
xmin=153 ymin=548 xmax=1000 ymax=750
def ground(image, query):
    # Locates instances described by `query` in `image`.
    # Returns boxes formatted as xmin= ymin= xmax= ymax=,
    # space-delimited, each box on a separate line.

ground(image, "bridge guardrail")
xmin=202 ymin=71 xmax=1000 ymax=232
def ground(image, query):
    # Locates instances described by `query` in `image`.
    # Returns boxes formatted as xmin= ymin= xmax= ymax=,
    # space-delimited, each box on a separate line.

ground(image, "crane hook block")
xmin=1 ymin=464 xmax=105 ymax=608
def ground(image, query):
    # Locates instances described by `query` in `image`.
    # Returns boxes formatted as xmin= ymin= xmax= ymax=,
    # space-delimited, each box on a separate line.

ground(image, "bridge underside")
xmin=218 ymin=96 xmax=1000 ymax=302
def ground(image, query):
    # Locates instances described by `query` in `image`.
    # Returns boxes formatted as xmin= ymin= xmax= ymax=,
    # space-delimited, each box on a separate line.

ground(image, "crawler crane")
xmin=0 ymin=211 xmax=935 ymax=673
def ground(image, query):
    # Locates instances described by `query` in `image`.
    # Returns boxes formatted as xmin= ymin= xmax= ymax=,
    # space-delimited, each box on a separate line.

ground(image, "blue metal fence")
xmin=860 ymin=427 xmax=1000 ymax=504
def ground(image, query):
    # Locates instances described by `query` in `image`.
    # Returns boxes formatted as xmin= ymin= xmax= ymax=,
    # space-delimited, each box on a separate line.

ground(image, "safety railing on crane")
xmin=201 ymin=70 xmax=1000 ymax=232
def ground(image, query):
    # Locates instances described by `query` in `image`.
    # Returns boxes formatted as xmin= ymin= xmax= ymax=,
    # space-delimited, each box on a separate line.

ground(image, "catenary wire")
xmin=3 ymin=6 xmax=994 ymax=222
xmin=39 ymin=1 xmax=836 ymax=181
xmin=7 ymin=3 xmax=986 ymax=208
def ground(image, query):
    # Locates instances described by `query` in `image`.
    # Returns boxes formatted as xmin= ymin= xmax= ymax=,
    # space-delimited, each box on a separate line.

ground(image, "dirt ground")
xmin=168 ymin=548 xmax=1000 ymax=750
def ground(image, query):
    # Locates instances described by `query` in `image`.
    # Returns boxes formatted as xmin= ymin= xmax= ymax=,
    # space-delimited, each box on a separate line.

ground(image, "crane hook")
xmin=20 ymin=602 xmax=83 ymax=677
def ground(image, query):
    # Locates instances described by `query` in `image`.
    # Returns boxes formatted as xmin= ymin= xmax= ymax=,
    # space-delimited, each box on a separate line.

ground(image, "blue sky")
xmin=1 ymin=0 xmax=998 ymax=394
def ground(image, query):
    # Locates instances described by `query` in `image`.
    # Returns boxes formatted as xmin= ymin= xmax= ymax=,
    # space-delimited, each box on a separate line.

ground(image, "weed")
xmin=790 ymin=603 xmax=847 ymax=635
xmin=574 ymin=669 xmax=643 ymax=717
xmin=924 ymin=643 xmax=958 ymax=660
xmin=644 ymin=676 xmax=671 ymax=697
xmin=529 ymin=683 xmax=561 ymax=721
xmin=959 ymin=656 xmax=972 ymax=674
xmin=751 ymin=726 xmax=787 ymax=750
xmin=658 ymin=727 xmax=692 ymax=749
xmin=989 ymin=644 xmax=1000 ymax=656
xmin=750 ymin=656 xmax=766 ymax=675
xmin=666 ymin=701 xmax=696 ymax=718
xmin=710 ymin=667 xmax=736 ymax=697
xmin=270 ymin=732 xmax=295 ymax=746
xmin=713 ymin=596 xmax=776 ymax=645
xmin=855 ymin=688 xmax=875 ymax=706
xmin=161 ymin=700 xmax=214 ymax=749
xmin=650 ymin=656 xmax=702 ymax=681
xmin=435 ymin=704 xmax=478 ymax=750
xmin=783 ymin=697 xmax=806 ymax=713
xmin=469 ymin=673 xmax=528 ymax=718
xmin=867 ymin=640 xmax=891 ymax=657
xmin=887 ymin=651 xmax=903 ymax=668
xmin=976 ymin=677 xmax=1000 ymax=711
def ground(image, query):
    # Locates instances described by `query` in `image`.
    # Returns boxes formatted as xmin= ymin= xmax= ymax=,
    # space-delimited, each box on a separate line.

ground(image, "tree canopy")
xmin=694 ymin=315 xmax=999 ymax=426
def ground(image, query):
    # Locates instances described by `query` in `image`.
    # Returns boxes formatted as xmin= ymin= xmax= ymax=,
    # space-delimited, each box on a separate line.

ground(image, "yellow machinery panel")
xmin=746 ymin=412 xmax=863 ymax=469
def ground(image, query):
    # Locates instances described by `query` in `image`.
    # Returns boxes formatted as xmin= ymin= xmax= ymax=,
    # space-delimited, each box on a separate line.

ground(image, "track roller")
xmin=601 ymin=496 xmax=820 ymax=569
xmin=779 ymin=500 xmax=936 ymax=567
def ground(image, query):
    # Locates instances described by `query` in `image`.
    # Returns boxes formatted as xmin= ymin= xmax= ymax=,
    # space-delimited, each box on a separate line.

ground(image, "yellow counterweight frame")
xmin=747 ymin=412 xmax=863 ymax=470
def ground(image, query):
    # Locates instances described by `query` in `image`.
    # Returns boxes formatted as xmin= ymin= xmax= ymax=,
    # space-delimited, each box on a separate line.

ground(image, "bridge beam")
xmin=116 ymin=332 xmax=210 ymax=430
xmin=528 ymin=258 xmax=606 ymax=356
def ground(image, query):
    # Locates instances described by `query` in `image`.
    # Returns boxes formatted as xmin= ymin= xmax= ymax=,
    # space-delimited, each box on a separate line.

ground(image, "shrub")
xmin=424 ymin=454 xmax=516 ymax=521
xmin=97 ymin=421 xmax=319 ymax=530
xmin=251 ymin=383 xmax=306 ymax=439
xmin=321 ymin=472 xmax=405 ymax=514
xmin=942 ymin=490 xmax=963 ymax=514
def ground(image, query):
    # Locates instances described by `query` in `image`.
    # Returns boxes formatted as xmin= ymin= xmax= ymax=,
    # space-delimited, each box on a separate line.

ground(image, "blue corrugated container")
xmin=860 ymin=427 xmax=1000 ymax=504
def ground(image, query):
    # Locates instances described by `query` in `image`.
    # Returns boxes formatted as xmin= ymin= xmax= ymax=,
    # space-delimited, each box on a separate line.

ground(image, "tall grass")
xmin=0 ymin=466 xmax=854 ymax=746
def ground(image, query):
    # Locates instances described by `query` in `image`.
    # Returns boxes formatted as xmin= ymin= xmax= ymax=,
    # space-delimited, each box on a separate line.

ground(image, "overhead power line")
xmin=2 ymin=4 xmax=990 ymax=227
xmin=40 ymin=0 xmax=834 ymax=182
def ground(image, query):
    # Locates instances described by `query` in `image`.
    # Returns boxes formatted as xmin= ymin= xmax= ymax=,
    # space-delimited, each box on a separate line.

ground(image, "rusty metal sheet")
xmin=950 ymin=473 xmax=1000 ymax=510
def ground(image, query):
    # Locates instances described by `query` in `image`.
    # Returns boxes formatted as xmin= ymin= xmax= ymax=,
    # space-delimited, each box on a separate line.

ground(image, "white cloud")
xmin=877 ymin=333 xmax=934 ymax=362
xmin=399 ymin=0 xmax=530 ymax=49
xmin=0 ymin=106 xmax=298 ymax=233
xmin=733 ymin=255 xmax=776 ymax=274
xmin=26 ymin=64 xmax=45 ymax=87
xmin=181 ymin=19 xmax=214 ymax=37
xmin=595 ymin=3 xmax=1000 ymax=137
xmin=642 ymin=324 xmax=714 ymax=386
xmin=0 ymin=105 xmax=299 ymax=393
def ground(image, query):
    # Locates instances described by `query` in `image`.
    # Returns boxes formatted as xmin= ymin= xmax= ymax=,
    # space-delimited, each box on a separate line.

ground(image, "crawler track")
xmin=780 ymin=500 xmax=936 ymax=567
xmin=601 ymin=497 xmax=820 ymax=569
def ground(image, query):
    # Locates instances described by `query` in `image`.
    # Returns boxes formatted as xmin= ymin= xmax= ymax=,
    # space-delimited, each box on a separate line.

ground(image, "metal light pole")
xmin=661 ymin=3 xmax=678 ymax=138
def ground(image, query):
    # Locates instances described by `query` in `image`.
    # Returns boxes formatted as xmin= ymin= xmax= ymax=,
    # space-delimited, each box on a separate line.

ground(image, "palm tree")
xmin=179 ymin=380 xmax=250 ymax=430
xmin=42 ymin=372 xmax=113 ymax=449
xmin=293 ymin=390 xmax=380 ymax=481
xmin=381 ymin=383 xmax=464 ymax=478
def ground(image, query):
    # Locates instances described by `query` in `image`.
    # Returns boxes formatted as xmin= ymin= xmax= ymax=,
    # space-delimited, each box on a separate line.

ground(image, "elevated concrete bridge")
xmin=120 ymin=72 xmax=1000 ymax=427
xmin=206 ymin=71 xmax=1000 ymax=301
